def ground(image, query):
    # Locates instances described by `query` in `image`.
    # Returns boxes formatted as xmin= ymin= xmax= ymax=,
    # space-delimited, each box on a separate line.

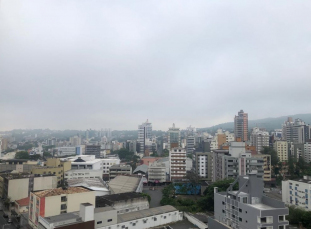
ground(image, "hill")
xmin=200 ymin=113 xmax=311 ymax=132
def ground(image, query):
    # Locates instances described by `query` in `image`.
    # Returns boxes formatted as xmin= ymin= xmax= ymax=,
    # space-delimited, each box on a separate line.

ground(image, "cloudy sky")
xmin=1 ymin=1 xmax=311 ymax=131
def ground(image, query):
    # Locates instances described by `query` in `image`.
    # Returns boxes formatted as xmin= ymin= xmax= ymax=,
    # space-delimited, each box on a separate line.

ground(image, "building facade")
xmin=194 ymin=152 xmax=212 ymax=181
xmin=250 ymin=127 xmax=269 ymax=153
xmin=109 ymin=165 xmax=132 ymax=179
xmin=29 ymin=187 xmax=95 ymax=228
xmin=169 ymin=148 xmax=186 ymax=181
xmin=210 ymin=174 xmax=289 ymax=229
xmin=148 ymin=161 xmax=166 ymax=183
xmin=137 ymin=120 xmax=152 ymax=154
xmin=167 ymin=124 xmax=181 ymax=150
xmin=234 ymin=110 xmax=248 ymax=142
xmin=85 ymin=145 xmax=101 ymax=158
xmin=273 ymin=140 xmax=289 ymax=162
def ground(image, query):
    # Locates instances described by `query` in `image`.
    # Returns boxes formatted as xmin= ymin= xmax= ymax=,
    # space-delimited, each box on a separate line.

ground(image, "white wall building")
xmin=65 ymin=169 xmax=103 ymax=180
xmin=282 ymin=176 xmax=311 ymax=210
xmin=101 ymin=158 xmax=121 ymax=174
xmin=210 ymin=129 xmax=235 ymax=150
xmin=57 ymin=147 xmax=76 ymax=156
xmin=63 ymin=155 xmax=103 ymax=170
xmin=250 ymin=127 xmax=269 ymax=153
xmin=304 ymin=142 xmax=311 ymax=163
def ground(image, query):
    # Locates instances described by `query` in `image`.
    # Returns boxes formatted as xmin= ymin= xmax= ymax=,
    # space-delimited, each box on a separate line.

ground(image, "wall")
xmin=94 ymin=209 xmax=118 ymax=228
xmin=33 ymin=176 xmax=57 ymax=191
xmin=8 ymin=178 xmax=29 ymax=201
xmin=112 ymin=197 xmax=149 ymax=214
xmin=67 ymin=191 xmax=95 ymax=213
xmin=45 ymin=195 xmax=62 ymax=217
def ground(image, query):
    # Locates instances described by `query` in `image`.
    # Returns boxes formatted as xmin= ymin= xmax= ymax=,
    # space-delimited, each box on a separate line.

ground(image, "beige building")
xmin=0 ymin=174 xmax=57 ymax=201
xmin=31 ymin=158 xmax=71 ymax=186
xmin=28 ymin=187 xmax=95 ymax=228
xmin=253 ymin=154 xmax=272 ymax=181
xmin=274 ymin=140 xmax=289 ymax=162
xmin=169 ymin=147 xmax=186 ymax=181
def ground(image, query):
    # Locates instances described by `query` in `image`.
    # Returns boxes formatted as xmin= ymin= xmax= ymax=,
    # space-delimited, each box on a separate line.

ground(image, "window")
xmin=132 ymin=223 xmax=136 ymax=226
xmin=278 ymin=215 xmax=284 ymax=221
xmin=154 ymin=217 xmax=157 ymax=221
xmin=279 ymin=226 xmax=285 ymax=229
xmin=107 ymin=219 xmax=112 ymax=222
xmin=164 ymin=216 xmax=166 ymax=219
xmin=222 ymin=210 xmax=225 ymax=213
xmin=239 ymin=208 xmax=242 ymax=213
xmin=239 ymin=217 xmax=242 ymax=222
xmin=97 ymin=221 xmax=102 ymax=224
xmin=222 ymin=201 xmax=225 ymax=205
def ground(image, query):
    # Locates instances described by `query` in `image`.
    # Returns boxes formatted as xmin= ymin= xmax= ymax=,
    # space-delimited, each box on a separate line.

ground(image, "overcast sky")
xmin=1 ymin=1 xmax=311 ymax=131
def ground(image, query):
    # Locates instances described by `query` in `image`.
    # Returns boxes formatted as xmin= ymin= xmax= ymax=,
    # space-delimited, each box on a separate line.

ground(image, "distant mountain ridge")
xmin=200 ymin=114 xmax=311 ymax=132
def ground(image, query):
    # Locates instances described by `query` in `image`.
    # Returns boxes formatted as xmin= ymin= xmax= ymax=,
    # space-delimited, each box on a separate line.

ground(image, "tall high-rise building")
xmin=137 ymin=120 xmax=152 ymax=154
xmin=169 ymin=147 xmax=186 ymax=181
xmin=234 ymin=110 xmax=248 ymax=141
xmin=282 ymin=118 xmax=311 ymax=143
xmin=186 ymin=126 xmax=196 ymax=154
xmin=168 ymin=123 xmax=180 ymax=150
xmin=250 ymin=127 xmax=269 ymax=153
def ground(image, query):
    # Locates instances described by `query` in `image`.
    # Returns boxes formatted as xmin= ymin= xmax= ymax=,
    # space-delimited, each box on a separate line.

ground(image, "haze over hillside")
xmin=200 ymin=114 xmax=311 ymax=132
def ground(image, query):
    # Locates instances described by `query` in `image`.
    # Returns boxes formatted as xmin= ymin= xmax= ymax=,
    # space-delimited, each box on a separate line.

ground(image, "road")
xmin=0 ymin=202 xmax=16 ymax=229
xmin=143 ymin=186 xmax=164 ymax=208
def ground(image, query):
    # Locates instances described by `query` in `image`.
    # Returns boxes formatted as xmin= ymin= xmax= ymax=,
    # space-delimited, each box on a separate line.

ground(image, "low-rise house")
xmin=15 ymin=197 xmax=30 ymax=215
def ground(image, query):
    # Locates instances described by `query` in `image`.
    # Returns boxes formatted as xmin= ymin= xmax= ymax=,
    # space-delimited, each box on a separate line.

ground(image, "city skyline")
xmin=1 ymin=1 xmax=311 ymax=131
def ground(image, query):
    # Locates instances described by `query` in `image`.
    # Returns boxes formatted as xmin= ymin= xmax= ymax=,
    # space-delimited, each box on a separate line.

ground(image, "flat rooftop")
xmin=41 ymin=212 xmax=80 ymax=224
xmin=67 ymin=178 xmax=108 ymax=189
xmin=250 ymin=203 xmax=274 ymax=210
xmin=34 ymin=187 xmax=90 ymax=197
xmin=118 ymin=205 xmax=177 ymax=223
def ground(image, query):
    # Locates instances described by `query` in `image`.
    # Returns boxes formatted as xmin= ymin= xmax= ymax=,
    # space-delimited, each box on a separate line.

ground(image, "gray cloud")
xmin=1 ymin=0 xmax=311 ymax=131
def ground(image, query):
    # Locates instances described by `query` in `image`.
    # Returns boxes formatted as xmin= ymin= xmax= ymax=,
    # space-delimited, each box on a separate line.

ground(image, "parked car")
xmin=7 ymin=218 xmax=12 ymax=223
xmin=3 ymin=213 xmax=8 ymax=218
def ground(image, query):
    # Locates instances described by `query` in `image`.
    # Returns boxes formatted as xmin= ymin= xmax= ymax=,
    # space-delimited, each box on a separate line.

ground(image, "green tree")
xmin=288 ymin=157 xmax=295 ymax=176
xmin=262 ymin=146 xmax=279 ymax=166
xmin=43 ymin=152 xmax=53 ymax=157
xmin=198 ymin=179 xmax=237 ymax=211
xmin=116 ymin=148 xmax=134 ymax=161
xmin=140 ymin=193 xmax=151 ymax=203
xmin=15 ymin=151 xmax=29 ymax=159
xmin=162 ymin=149 xmax=169 ymax=157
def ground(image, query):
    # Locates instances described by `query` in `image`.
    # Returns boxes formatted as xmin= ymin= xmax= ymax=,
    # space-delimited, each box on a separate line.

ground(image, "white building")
xmin=56 ymin=147 xmax=76 ymax=156
xmin=282 ymin=176 xmax=311 ymax=210
xmin=250 ymin=127 xmax=269 ymax=153
xmin=304 ymin=142 xmax=311 ymax=163
xmin=148 ymin=161 xmax=166 ymax=183
xmin=69 ymin=136 xmax=81 ymax=147
xmin=101 ymin=158 xmax=121 ymax=174
xmin=63 ymin=155 xmax=103 ymax=170
xmin=65 ymin=169 xmax=103 ymax=180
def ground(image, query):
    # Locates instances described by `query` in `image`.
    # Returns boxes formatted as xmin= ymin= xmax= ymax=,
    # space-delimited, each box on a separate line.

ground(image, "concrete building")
xmin=29 ymin=187 xmax=95 ymax=228
xmin=0 ymin=159 xmax=38 ymax=173
xmin=253 ymin=154 xmax=272 ymax=181
xmin=250 ymin=127 xmax=269 ymax=153
xmin=57 ymin=147 xmax=76 ymax=156
xmin=137 ymin=120 xmax=152 ymax=154
xmin=273 ymin=140 xmax=289 ymax=162
xmin=234 ymin=110 xmax=248 ymax=142
xmin=209 ymin=173 xmax=289 ymax=229
xmin=109 ymin=165 xmax=132 ymax=179
xmin=65 ymin=169 xmax=103 ymax=180
xmin=169 ymin=147 xmax=186 ymax=181
xmin=282 ymin=176 xmax=311 ymax=210
xmin=0 ymin=174 xmax=57 ymax=201
xmin=96 ymin=192 xmax=149 ymax=214
xmin=64 ymin=155 xmax=103 ymax=172
xmin=148 ymin=161 xmax=166 ymax=183
xmin=31 ymin=158 xmax=71 ymax=186
xmin=133 ymin=164 xmax=148 ymax=175
xmin=194 ymin=152 xmax=212 ymax=181
xmin=85 ymin=145 xmax=101 ymax=158
xmin=167 ymin=123 xmax=181 ymax=150
xmin=101 ymin=157 xmax=121 ymax=174
xmin=212 ymin=149 xmax=264 ymax=182
xmin=108 ymin=176 xmax=144 ymax=194
xmin=76 ymin=145 xmax=85 ymax=155
xmin=39 ymin=203 xmax=182 ymax=229
xmin=210 ymin=129 xmax=235 ymax=150
xmin=70 ymin=136 xmax=81 ymax=147
xmin=282 ymin=117 xmax=311 ymax=143
xmin=67 ymin=178 xmax=110 ymax=196
xmin=14 ymin=197 xmax=30 ymax=215
xmin=304 ymin=142 xmax=311 ymax=163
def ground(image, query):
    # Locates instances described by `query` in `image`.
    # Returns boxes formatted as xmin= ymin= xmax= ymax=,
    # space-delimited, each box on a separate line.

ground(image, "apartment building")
xmin=109 ymin=165 xmax=132 ymax=179
xmin=253 ymin=154 xmax=272 ymax=181
xmin=304 ymin=142 xmax=311 ymax=163
xmin=212 ymin=150 xmax=264 ymax=182
xmin=56 ymin=147 xmax=76 ymax=156
xmin=273 ymin=140 xmax=289 ymax=162
xmin=101 ymin=157 xmax=121 ymax=174
xmin=148 ymin=161 xmax=166 ymax=183
xmin=28 ymin=187 xmax=95 ymax=228
xmin=282 ymin=176 xmax=311 ymax=210
xmin=31 ymin=158 xmax=71 ymax=186
xmin=234 ymin=110 xmax=248 ymax=142
xmin=0 ymin=159 xmax=37 ymax=173
xmin=169 ymin=147 xmax=186 ymax=181
xmin=194 ymin=152 xmax=212 ymax=181
xmin=210 ymin=129 xmax=235 ymax=150
xmin=209 ymin=173 xmax=289 ymax=229
xmin=0 ymin=174 xmax=57 ymax=201
xmin=250 ymin=127 xmax=269 ymax=153
xmin=167 ymin=124 xmax=181 ymax=150
xmin=137 ymin=120 xmax=152 ymax=154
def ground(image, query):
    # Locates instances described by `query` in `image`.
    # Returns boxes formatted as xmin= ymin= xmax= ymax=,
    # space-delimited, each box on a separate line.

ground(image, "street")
xmin=0 ymin=202 xmax=16 ymax=229
xmin=143 ymin=186 xmax=164 ymax=208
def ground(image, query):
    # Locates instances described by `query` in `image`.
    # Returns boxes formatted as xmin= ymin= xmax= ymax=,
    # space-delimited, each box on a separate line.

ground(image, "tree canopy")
xmin=15 ymin=151 xmax=29 ymax=159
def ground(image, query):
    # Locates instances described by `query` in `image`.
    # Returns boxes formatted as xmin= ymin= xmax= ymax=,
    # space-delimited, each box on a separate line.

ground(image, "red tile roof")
xmin=15 ymin=197 xmax=29 ymax=207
